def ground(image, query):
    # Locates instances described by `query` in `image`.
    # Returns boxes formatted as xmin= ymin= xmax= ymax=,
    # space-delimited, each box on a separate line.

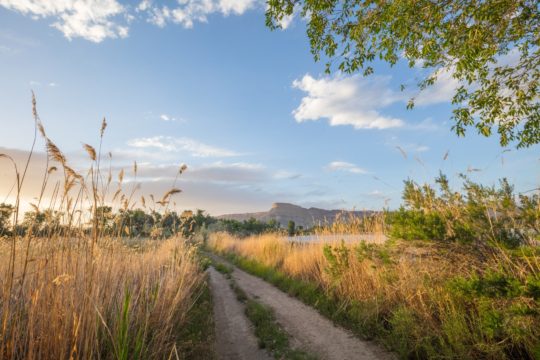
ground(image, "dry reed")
xmin=0 ymin=96 xmax=204 ymax=359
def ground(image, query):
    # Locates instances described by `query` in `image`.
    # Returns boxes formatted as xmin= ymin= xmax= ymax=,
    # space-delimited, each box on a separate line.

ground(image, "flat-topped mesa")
xmin=218 ymin=203 xmax=371 ymax=228
xmin=269 ymin=203 xmax=305 ymax=215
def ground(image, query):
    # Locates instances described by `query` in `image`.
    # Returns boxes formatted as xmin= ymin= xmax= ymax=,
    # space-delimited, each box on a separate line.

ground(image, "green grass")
xmin=230 ymin=280 xmax=249 ymax=303
xmin=245 ymin=299 xmax=316 ymax=360
xmin=176 ymin=279 xmax=216 ymax=359
xmin=213 ymin=262 xmax=234 ymax=279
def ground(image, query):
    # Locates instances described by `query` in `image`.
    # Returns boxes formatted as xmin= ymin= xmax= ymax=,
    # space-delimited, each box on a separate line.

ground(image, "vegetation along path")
xmin=209 ymin=255 xmax=394 ymax=360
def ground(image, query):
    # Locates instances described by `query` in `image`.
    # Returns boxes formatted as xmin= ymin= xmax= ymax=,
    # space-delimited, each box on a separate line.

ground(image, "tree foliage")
xmin=0 ymin=203 xmax=13 ymax=236
xmin=266 ymin=0 xmax=540 ymax=147
xmin=212 ymin=217 xmax=281 ymax=237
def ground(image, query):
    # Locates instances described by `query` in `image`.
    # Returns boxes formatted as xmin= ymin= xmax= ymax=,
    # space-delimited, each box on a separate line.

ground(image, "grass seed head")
xmin=83 ymin=143 xmax=97 ymax=161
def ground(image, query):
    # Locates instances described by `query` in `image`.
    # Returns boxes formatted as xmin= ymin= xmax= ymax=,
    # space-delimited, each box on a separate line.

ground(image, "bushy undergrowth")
xmin=387 ymin=174 xmax=540 ymax=248
xmin=209 ymin=232 xmax=540 ymax=359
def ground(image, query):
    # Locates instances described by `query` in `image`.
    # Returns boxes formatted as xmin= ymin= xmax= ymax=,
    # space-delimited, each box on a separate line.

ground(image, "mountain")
xmin=216 ymin=203 xmax=370 ymax=228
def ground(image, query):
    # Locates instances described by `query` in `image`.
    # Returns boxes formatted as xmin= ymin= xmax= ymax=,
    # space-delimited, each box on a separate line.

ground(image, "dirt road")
xmin=208 ymin=267 xmax=272 ymax=360
xmin=209 ymin=256 xmax=394 ymax=360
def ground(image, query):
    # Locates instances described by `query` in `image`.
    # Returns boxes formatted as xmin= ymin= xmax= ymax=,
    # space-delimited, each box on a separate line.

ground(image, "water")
xmin=285 ymin=233 xmax=387 ymax=244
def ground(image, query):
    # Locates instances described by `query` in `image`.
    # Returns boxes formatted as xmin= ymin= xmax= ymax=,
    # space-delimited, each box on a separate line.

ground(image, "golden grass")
xmin=208 ymin=232 xmax=540 ymax=358
xmin=0 ymin=237 xmax=202 ymax=359
xmin=0 ymin=95 xmax=204 ymax=359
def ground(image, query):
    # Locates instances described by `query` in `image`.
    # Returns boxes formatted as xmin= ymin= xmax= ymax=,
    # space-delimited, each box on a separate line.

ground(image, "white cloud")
xmin=28 ymin=80 xmax=58 ymax=88
xmin=137 ymin=0 xmax=151 ymax=12
xmin=407 ymin=117 xmax=441 ymax=131
xmin=113 ymin=161 xmax=267 ymax=183
xmin=292 ymin=74 xmax=405 ymax=130
xmin=0 ymin=0 xmax=128 ymax=42
xmin=140 ymin=0 xmax=258 ymax=29
xmin=273 ymin=170 xmax=301 ymax=180
xmin=159 ymin=113 xmax=175 ymax=121
xmin=1 ymin=0 xmax=260 ymax=42
xmin=0 ymin=44 xmax=17 ymax=55
xmin=127 ymin=136 xmax=241 ymax=158
xmin=415 ymin=145 xmax=430 ymax=152
xmin=186 ymin=161 xmax=266 ymax=182
xmin=392 ymin=143 xmax=430 ymax=159
xmin=326 ymin=161 xmax=368 ymax=174
xmin=277 ymin=13 xmax=294 ymax=29
xmin=218 ymin=0 xmax=255 ymax=15
xmin=414 ymin=67 xmax=460 ymax=106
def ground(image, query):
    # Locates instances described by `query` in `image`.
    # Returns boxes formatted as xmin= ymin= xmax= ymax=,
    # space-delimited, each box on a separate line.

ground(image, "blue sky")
xmin=0 ymin=0 xmax=538 ymax=215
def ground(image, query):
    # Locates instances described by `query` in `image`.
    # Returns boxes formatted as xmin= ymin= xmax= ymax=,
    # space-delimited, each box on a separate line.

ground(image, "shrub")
xmin=387 ymin=174 xmax=539 ymax=247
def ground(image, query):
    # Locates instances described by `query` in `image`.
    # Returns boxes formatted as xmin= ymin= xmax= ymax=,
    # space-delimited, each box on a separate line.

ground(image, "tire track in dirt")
xmin=208 ymin=267 xmax=272 ymax=360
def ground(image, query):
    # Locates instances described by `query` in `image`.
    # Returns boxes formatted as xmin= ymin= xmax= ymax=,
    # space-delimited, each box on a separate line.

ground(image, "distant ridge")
xmin=216 ymin=202 xmax=370 ymax=228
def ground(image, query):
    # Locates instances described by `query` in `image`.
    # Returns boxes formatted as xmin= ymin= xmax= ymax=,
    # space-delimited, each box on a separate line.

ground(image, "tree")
xmin=95 ymin=206 xmax=114 ymax=234
xmin=266 ymin=0 xmax=540 ymax=147
xmin=0 ymin=203 xmax=13 ymax=235
xmin=287 ymin=220 xmax=296 ymax=236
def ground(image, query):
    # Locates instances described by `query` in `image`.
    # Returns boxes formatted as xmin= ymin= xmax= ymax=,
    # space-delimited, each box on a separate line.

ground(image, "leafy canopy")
xmin=266 ymin=0 xmax=540 ymax=147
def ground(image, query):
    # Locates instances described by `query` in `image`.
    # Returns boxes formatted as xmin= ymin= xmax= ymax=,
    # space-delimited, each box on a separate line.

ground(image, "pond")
xmin=285 ymin=233 xmax=387 ymax=244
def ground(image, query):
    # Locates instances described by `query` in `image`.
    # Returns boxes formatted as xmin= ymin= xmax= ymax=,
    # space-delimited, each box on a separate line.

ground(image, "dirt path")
xmin=208 ymin=267 xmax=272 ymax=360
xmin=213 ymin=258 xmax=394 ymax=360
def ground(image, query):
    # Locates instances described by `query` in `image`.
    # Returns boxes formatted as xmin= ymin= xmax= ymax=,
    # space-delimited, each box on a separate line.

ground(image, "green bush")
xmin=386 ymin=174 xmax=540 ymax=247
xmin=387 ymin=208 xmax=446 ymax=241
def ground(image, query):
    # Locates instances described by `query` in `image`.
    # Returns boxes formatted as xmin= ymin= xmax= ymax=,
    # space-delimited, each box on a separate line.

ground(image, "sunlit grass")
xmin=0 ymin=95 xmax=205 ymax=359
xmin=208 ymin=231 xmax=540 ymax=358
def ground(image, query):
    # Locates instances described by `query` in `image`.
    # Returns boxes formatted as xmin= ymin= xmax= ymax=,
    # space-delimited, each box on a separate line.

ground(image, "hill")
xmin=216 ymin=203 xmax=370 ymax=228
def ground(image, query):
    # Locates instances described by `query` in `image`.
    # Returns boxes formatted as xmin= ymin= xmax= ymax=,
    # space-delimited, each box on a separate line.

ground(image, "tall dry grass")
xmin=0 ymin=237 xmax=202 ymax=359
xmin=0 ymin=95 xmax=204 ymax=359
xmin=208 ymin=232 xmax=540 ymax=358
xmin=313 ymin=211 xmax=387 ymax=237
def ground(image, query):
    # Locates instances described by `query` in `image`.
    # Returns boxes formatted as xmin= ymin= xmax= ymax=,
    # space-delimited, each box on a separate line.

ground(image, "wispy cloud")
xmin=112 ymin=161 xmax=267 ymax=184
xmin=292 ymin=74 xmax=405 ymax=130
xmin=159 ymin=114 xmax=175 ymax=121
xmin=0 ymin=0 xmax=128 ymax=42
xmin=367 ymin=190 xmax=385 ymax=198
xmin=326 ymin=161 xmax=369 ymax=174
xmin=414 ymin=67 xmax=460 ymax=106
xmin=391 ymin=141 xmax=430 ymax=159
xmin=138 ymin=0 xmax=258 ymax=29
xmin=407 ymin=117 xmax=442 ymax=131
xmin=0 ymin=44 xmax=17 ymax=55
xmin=126 ymin=136 xmax=241 ymax=158
xmin=0 ymin=0 xmax=265 ymax=42
xmin=186 ymin=161 xmax=266 ymax=183
xmin=28 ymin=80 xmax=58 ymax=88
xmin=273 ymin=170 xmax=301 ymax=180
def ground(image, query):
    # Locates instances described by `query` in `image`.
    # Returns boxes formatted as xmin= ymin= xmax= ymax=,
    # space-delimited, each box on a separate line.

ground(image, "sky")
xmin=0 ymin=0 xmax=538 ymax=215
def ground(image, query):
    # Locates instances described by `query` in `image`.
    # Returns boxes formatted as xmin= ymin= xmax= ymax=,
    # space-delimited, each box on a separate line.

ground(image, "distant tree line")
xmin=0 ymin=204 xmax=217 ymax=239
xmin=0 ymin=204 xmax=293 ymax=239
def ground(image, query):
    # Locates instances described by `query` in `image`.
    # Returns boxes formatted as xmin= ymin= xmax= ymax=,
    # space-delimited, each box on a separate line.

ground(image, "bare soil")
xmin=208 ymin=267 xmax=272 ymax=360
